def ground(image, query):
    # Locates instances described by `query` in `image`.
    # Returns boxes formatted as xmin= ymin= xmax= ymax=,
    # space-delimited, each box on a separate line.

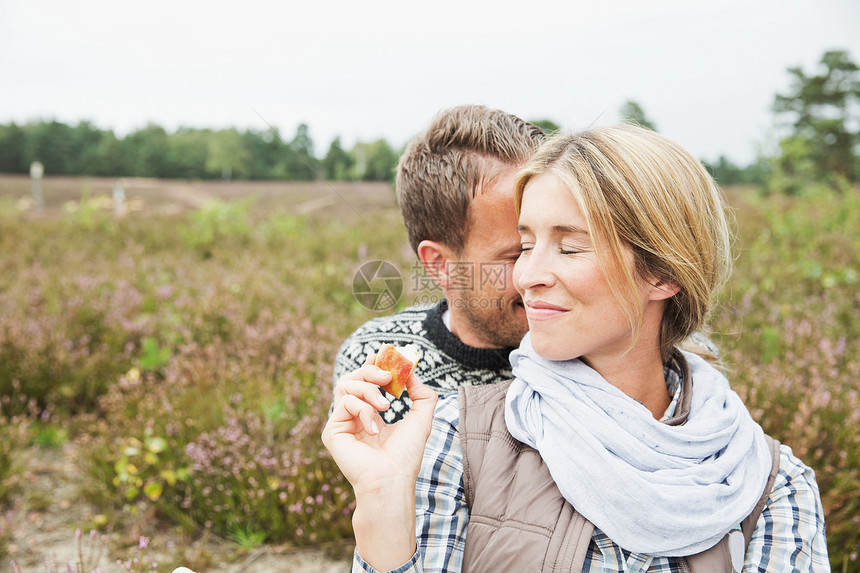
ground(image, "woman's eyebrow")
xmin=552 ymin=224 xmax=589 ymax=235
xmin=517 ymin=223 xmax=588 ymax=235
xmin=517 ymin=223 xmax=588 ymax=236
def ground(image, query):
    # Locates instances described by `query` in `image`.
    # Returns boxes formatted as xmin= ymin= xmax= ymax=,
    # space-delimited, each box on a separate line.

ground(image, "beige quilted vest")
xmin=459 ymin=377 xmax=780 ymax=573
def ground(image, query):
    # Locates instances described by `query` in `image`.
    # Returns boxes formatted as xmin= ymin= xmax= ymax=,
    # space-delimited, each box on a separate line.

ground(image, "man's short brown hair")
xmin=396 ymin=105 xmax=545 ymax=255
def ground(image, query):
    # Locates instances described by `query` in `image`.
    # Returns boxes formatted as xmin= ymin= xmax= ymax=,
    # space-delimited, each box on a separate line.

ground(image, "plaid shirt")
xmin=353 ymin=368 xmax=830 ymax=572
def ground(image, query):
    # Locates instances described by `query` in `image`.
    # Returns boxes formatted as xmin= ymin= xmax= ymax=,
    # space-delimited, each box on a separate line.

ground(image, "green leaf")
xmin=139 ymin=337 xmax=171 ymax=371
xmin=146 ymin=436 xmax=168 ymax=453
xmin=143 ymin=481 xmax=163 ymax=501
xmin=160 ymin=469 xmax=177 ymax=486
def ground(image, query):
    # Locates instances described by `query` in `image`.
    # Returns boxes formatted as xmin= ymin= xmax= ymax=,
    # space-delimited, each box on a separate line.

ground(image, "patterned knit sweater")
xmin=333 ymin=300 xmax=516 ymax=424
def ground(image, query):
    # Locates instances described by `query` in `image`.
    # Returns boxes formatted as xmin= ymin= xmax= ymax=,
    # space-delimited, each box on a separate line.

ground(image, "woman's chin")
xmin=529 ymin=336 xmax=578 ymax=362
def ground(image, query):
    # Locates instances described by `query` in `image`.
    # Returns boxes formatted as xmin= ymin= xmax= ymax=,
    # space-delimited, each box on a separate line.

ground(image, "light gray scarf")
xmin=504 ymin=333 xmax=770 ymax=557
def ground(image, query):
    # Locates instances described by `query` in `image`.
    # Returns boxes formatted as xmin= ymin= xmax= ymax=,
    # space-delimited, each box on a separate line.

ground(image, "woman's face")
xmin=514 ymin=173 xmax=662 ymax=369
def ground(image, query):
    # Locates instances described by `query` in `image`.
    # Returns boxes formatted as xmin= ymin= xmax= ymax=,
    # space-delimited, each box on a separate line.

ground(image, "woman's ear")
xmin=648 ymin=279 xmax=681 ymax=301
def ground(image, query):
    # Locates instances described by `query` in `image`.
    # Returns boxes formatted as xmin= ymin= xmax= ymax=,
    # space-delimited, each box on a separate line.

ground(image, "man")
xmin=334 ymin=105 xmax=544 ymax=423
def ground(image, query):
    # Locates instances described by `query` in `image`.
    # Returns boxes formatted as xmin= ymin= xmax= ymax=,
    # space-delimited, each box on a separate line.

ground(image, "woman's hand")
xmin=324 ymin=354 xmax=437 ymax=490
xmin=322 ymin=354 xmax=438 ymax=570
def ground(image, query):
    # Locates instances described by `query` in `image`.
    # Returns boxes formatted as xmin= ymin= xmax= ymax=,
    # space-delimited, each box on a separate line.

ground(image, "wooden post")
xmin=30 ymin=161 xmax=44 ymax=211
xmin=113 ymin=179 xmax=126 ymax=217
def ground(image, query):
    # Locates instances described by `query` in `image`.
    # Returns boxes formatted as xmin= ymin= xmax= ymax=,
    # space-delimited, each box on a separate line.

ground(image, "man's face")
xmin=447 ymin=167 xmax=528 ymax=349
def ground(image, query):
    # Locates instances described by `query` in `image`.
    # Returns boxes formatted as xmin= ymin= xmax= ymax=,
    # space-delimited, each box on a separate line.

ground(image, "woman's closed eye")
xmin=559 ymin=241 xmax=589 ymax=255
xmin=519 ymin=243 xmax=584 ymax=255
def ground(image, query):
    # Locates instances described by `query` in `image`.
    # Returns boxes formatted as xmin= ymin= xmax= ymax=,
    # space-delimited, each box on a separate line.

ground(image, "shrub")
xmin=1 ymin=187 xmax=412 ymax=550
xmin=88 ymin=304 xmax=355 ymax=544
xmin=0 ymin=386 xmax=34 ymax=506
xmin=713 ymin=186 xmax=860 ymax=569
xmin=4 ymin=180 xmax=856 ymax=566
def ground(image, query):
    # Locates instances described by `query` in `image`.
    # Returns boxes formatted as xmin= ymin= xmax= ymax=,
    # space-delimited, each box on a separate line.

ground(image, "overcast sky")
xmin=1 ymin=0 xmax=859 ymax=165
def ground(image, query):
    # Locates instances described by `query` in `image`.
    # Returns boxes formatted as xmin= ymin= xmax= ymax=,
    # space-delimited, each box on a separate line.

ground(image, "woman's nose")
xmin=515 ymin=247 xmax=556 ymax=291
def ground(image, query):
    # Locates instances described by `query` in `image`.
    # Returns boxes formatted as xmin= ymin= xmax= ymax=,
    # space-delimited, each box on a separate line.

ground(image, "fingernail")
xmin=371 ymin=420 xmax=379 ymax=434
xmin=375 ymin=395 xmax=390 ymax=409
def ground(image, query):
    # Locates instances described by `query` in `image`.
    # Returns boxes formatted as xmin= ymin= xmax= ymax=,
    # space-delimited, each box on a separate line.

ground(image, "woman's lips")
xmin=525 ymin=300 xmax=568 ymax=320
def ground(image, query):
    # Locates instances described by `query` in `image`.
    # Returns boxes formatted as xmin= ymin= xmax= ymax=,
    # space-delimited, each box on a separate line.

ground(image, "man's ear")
xmin=417 ymin=240 xmax=455 ymax=289
xmin=648 ymin=279 xmax=681 ymax=301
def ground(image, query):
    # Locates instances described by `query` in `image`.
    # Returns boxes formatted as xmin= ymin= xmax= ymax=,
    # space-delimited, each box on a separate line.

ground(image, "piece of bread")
xmin=373 ymin=343 xmax=421 ymax=399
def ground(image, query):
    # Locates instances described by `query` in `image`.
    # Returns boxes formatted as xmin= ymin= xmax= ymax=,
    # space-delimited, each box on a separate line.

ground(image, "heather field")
xmin=0 ymin=176 xmax=858 ymax=571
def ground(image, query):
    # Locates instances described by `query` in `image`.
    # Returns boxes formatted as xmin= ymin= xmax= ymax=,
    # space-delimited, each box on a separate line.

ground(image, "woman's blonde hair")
xmin=515 ymin=125 xmax=732 ymax=360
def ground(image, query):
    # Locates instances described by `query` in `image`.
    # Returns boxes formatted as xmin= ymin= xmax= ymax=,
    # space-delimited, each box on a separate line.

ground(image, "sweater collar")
xmin=422 ymin=299 xmax=515 ymax=371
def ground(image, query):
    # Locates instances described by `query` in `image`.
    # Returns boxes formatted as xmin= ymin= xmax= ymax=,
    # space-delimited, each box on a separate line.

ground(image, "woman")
xmin=323 ymin=125 xmax=829 ymax=572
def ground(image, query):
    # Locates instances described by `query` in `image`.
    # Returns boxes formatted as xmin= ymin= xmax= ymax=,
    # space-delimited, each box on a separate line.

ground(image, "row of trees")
xmin=0 ymin=121 xmax=400 ymax=182
xmin=1 ymin=50 xmax=856 ymax=190
xmin=0 ymin=113 xmax=770 ymax=186
xmin=769 ymin=49 xmax=859 ymax=192
xmin=618 ymin=50 xmax=859 ymax=191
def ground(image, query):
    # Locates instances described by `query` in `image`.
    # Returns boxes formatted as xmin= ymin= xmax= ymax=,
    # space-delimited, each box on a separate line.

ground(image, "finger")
xmin=324 ymin=395 xmax=378 ymax=445
xmin=402 ymin=373 xmax=438 ymax=427
xmin=338 ymin=394 xmax=382 ymax=436
xmin=333 ymin=365 xmax=393 ymax=402
xmin=337 ymin=363 xmax=392 ymax=385
xmin=335 ymin=379 xmax=391 ymax=411
xmin=403 ymin=371 xmax=436 ymax=402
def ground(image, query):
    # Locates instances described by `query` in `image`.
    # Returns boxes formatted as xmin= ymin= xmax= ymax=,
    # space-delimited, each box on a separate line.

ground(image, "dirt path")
xmin=5 ymin=444 xmax=352 ymax=573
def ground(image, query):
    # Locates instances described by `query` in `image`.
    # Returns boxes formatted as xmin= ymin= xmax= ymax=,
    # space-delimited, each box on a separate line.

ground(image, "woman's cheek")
xmin=512 ymin=257 xmax=525 ymax=295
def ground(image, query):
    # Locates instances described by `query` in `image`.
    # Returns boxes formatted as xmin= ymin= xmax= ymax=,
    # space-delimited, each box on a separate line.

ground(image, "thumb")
xmin=403 ymin=373 xmax=437 ymax=428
